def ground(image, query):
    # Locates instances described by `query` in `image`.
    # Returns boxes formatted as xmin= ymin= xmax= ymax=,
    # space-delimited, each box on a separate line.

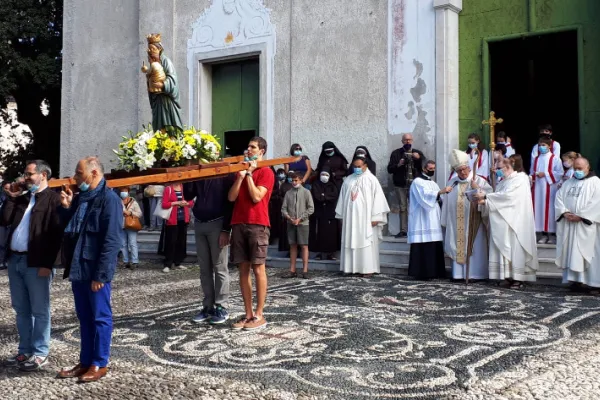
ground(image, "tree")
xmin=0 ymin=0 xmax=62 ymax=174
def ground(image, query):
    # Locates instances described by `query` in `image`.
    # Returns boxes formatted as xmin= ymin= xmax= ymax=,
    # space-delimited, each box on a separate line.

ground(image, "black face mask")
xmin=403 ymin=144 xmax=412 ymax=150
xmin=425 ymin=170 xmax=435 ymax=177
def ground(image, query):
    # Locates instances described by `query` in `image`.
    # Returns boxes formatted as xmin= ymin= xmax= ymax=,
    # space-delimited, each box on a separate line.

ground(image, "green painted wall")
xmin=459 ymin=0 xmax=600 ymax=166
xmin=212 ymin=59 xmax=260 ymax=153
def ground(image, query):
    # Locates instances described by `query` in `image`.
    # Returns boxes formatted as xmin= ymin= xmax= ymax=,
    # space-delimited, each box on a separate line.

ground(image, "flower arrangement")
xmin=113 ymin=125 xmax=221 ymax=171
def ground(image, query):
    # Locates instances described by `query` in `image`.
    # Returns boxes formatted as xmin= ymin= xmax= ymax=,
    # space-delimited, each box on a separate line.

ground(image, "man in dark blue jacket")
xmin=184 ymin=175 xmax=234 ymax=325
xmin=56 ymin=157 xmax=122 ymax=383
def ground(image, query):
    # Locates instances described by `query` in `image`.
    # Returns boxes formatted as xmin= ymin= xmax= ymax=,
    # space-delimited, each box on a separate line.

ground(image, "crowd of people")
xmin=0 ymin=127 xmax=598 ymax=380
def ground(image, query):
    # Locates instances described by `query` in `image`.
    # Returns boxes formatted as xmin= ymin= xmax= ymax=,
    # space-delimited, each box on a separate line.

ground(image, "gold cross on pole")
xmin=482 ymin=111 xmax=504 ymax=152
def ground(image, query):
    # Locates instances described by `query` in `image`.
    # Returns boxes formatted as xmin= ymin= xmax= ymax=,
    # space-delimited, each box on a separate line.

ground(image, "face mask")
xmin=293 ymin=150 xmax=302 ymax=156
xmin=292 ymin=183 xmax=301 ymax=189
xmin=468 ymin=143 xmax=478 ymax=149
xmin=120 ymin=192 xmax=129 ymax=199
xmin=425 ymin=170 xmax=435 ymax=177
xmin=403 ymin=144 xmax=412 ymax=151
xmin=539 ymin=146 xmax=549 ymax=154
xmin=353 ymin=167 xmax=363 ymax=176
xmin=320 ymin=175 xmax=330 ymax=183
xmin=29 ymin=184 xmax=40 ymax=194
xmin=574 ymin=170 xmax=585 ymax=180
xmin=287 ymin=177 xmax=292 ymax=183
xmin=563 ymin=161 xmax=572 ymax=168
xmin=78 ymin=176 xmax=91 ymax=192
xmin=496 ymin=169 xmax=505 ymax=178
xmin=325 ymin=150 xmax=335 ymax=157
xmin=277 ymin=174 xmax=285 ymax=180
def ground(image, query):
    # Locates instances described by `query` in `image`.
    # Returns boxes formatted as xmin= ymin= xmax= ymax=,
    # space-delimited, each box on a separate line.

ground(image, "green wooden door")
xmin=212 ymin=59 xmax=259 ymax=156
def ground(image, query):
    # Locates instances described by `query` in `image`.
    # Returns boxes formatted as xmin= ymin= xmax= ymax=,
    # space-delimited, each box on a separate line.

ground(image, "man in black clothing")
xmin=387 ymin=134 xmax=425 ymax=238
xmin=184 ymin=175 xmax=235 ymax=325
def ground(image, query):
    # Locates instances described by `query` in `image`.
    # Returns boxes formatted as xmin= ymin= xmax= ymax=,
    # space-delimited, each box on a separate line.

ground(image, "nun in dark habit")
xmin=309 ymin=166 xmax=342 ymax=260
xmin=316 ymin=141 xmax=348 ymax=185
xmin=346 ymin=146 xmax=376 ymax=176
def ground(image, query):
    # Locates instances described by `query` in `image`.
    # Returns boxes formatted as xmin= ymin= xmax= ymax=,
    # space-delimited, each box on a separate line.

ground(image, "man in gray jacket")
xmin=281 ymin=172 xmax=314 ymax=279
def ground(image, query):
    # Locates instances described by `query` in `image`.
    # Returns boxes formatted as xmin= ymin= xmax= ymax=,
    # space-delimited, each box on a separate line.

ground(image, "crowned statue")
xmin=141 ymin=33 xmax=183 ymax=132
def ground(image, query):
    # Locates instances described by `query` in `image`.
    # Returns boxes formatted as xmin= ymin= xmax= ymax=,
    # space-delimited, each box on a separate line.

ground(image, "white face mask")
xmin=563 ymin=161 xmax=572 ymax=168
xmin=320 ymin=175 xmax=330 ymax=183
xmin=292 ymin=183 xmax=301 ymax=189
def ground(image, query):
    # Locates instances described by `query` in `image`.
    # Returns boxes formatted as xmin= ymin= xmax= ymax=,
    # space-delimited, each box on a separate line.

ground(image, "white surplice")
xmin=408 ymin=175 xmax=442 ymax=244
xmin=505 ymin=144 xmax=516 ymax=157
xmin=335 ymin=170 xmax=390 ymax=274
xmin=530 ymin=152 xmax=563 ymax=233
xmin=448 ymin=149 xmax=489 ymax=182
xmin=441 ymin=176 xmax=493 ymax=280
xmin=555 ymin=175 xmax=600 ymax=288
xmin=531 ymin=141 xmax=561 ymax=158
xmin=483 ymin=172 xmax=539 ymax=281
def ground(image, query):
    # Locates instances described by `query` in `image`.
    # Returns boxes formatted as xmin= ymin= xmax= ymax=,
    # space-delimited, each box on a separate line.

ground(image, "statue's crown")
xmin=146 ymin=33 xmax=162 ymax=44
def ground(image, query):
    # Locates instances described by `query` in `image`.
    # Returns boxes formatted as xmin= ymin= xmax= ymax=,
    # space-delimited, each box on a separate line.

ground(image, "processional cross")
xmin=482 ymin=111 xmax=504 ymax=153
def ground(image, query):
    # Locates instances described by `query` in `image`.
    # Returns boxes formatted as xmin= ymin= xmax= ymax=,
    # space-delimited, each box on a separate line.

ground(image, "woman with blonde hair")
xmin=560 ymin=151 xmax=581 ymax=185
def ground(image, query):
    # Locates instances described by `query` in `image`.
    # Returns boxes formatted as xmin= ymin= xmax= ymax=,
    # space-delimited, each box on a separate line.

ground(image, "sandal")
xmin=282 ymin=271 xmax=297 ymax=278
xmin=302 ymin=272 xmax=309 ymax=279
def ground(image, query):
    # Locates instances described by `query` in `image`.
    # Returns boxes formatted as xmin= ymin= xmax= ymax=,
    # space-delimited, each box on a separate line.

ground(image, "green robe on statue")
xmin=149 ymin=54 xmax=183 ymax=132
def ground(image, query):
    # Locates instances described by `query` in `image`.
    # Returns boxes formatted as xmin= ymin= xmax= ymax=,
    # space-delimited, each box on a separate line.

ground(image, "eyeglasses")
xmin=23 ymin=172 xmax=37 ymax=178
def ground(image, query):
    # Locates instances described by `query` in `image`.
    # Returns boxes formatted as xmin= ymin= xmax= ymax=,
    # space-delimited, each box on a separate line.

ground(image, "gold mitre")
xmin=146 ymin=33 xmax=162 ymax=44
xmin=450 ymin=149 xmax=469 ymax=171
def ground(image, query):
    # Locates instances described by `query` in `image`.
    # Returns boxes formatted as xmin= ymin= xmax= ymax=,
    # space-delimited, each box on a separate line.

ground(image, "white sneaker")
xmin=162 ymin=267 xmax=170 ymax=273
xmin=176 ymin=265 xmax=187 ymax=270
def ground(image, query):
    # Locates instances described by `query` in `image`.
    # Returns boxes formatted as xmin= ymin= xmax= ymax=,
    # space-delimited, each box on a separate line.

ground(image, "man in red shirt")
xmin=228 ymin=137 xmax=274 ymax=330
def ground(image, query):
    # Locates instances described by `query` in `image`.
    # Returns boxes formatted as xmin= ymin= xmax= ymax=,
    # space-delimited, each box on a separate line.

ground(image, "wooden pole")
xmin=482 ymin=111 xmax=503 ymax=190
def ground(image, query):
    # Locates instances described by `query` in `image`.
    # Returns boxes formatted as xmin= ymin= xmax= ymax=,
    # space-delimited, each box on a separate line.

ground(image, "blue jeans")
xmin=7 ymin=254 xmax=54 ymax=357
xmin=72 ymin=281 xmax=112 ymax=367
xmin=121 ymin=229 xmax=139 ymax=264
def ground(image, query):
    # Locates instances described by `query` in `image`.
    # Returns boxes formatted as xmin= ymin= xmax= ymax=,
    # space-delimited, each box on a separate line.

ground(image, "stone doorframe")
xmin=186 ymin=0 xmax=276 ymax=158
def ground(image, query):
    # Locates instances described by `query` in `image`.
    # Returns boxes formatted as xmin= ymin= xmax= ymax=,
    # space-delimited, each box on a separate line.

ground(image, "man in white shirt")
xmin=408 ymin=160 xmax=451 ymax=280
xmin=1 ymin=160 xmax=63 ymax=372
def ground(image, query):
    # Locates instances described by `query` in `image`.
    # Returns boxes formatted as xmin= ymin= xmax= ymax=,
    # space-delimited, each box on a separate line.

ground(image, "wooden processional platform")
xmin=47 ymin=156 xmax=296 ymax=189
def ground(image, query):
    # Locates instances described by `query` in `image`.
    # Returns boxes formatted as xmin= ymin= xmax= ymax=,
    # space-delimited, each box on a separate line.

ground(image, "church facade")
xmin=60 ymin=0 xmax=599 ymax=187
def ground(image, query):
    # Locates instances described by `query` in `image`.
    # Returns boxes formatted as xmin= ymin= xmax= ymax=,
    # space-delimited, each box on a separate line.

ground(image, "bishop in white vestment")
xmin=408 ymin=160 xmax=449 ymax=280
xmin=555 ymin=158 xmax=600 ymax=290
xmin=441 ymin=150 xmax=493 ymax=280
xmin=530 ymin=138 xmax=563 ymax=243
xmin=336 ymin=154 xmax=390 ymax=275
xmin=478 ymin=158 xmax=539 ymax=286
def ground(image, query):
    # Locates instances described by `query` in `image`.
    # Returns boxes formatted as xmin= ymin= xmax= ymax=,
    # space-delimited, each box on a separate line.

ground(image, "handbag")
xmin=153 ymin=187 xmax=173 ymax=220
xmin=124 ymin=200 xmax=142 ymax=231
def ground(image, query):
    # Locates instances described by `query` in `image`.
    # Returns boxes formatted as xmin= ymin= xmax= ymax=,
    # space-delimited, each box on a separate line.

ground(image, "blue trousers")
xmin=8 ymin=254 xmax=54 ymax=357
xmin=72 ymin=281 xmax=112 ymax=367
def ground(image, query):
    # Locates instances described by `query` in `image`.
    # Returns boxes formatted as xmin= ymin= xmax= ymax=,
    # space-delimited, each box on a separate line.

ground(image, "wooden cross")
xmin=482 ymin=111 xmax=504 ymax=151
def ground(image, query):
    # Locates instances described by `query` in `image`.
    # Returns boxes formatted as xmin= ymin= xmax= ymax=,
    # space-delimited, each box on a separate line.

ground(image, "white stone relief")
xmin=188 ymin=0 xmax=275 ymax=52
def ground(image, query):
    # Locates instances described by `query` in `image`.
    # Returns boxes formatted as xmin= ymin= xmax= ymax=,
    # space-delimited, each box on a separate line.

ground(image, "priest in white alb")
xmin=441 ymin=150 xmax=493 ymax=281
xmin=336 ymin=153 xmax=390 ymax=276
xmin=555 ymin=157 xmax=600 ymax=293
xmin=475 ymin=158 xmax=538 ymax=288
xmin=408 ymin=160 xmax=451 ymax=280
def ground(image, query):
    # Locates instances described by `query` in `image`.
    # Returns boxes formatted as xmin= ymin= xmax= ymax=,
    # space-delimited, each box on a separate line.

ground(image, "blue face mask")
xmin=293 ymin=150 xmax=302 ymax=156
xmin=287 ymin=177 xmax=292 ymax=183
xmin=120 ymin=192 xmax=129 ymax=199
xmin=468 ymin=143 xmax=478 ymax=149
xmin=495 ymin=169 xmax=505 ymax=178
xmin=29 ymin=184 xmax=40 ymax=193
xmin=325 ymin=150 xmax=335 ymax=157
xmin=539 ymin=146 xmax=549 ymax=154
xmin=78 ymin=182 xmax=90 ymax=192
xmin=277 ymin=174 xmax=285 ymax=180
xmin=353 ymin=167 xmax=363 ymax=176
xmin=574 ymin=170 xmax=585 ymax=180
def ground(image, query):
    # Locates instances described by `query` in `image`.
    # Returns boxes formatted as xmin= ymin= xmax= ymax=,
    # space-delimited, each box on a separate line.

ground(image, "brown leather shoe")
xmin=56 ymin=363 xmax=89 ymax=379
xmin=78 ymin=366 xmax=108 ymax=383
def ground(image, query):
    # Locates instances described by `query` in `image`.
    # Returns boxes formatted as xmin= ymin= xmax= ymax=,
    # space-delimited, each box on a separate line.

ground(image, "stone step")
xmin=136 ymin=230 xmax=561 ymax=279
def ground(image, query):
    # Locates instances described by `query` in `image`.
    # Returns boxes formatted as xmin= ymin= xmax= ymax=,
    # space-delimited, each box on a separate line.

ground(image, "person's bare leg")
xmin=252 ymin=264 xmax=268 ymax=317
xmin=239 ymin=262 xmax=253 ymax=318
xmin=301 ymin=245 xmax=309 ymax=273
xmin=289 ymin=244 xmax=298 ymax=273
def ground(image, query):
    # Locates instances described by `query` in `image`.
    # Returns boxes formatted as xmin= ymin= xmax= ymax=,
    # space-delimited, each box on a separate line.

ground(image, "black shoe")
xmin=394 ymin=232 xmax=407 ymax=238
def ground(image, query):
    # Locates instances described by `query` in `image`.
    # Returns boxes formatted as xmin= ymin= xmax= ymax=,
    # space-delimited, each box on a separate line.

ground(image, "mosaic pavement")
xmin=1 ymin=265 xmax=600 ymax=399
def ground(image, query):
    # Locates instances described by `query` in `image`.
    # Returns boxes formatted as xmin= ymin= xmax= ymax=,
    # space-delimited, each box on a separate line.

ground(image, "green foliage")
xmin=0 ymin=0 xmax=63 ymax=173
